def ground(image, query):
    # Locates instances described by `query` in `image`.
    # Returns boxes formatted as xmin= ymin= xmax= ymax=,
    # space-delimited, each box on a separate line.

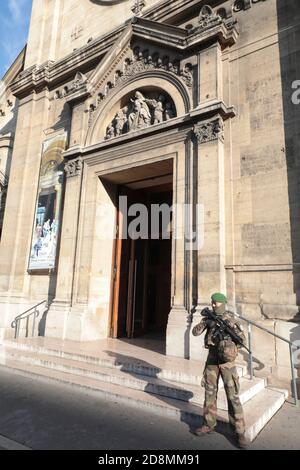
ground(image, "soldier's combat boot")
xmin=237 ymin=433 xmax=249 ymax=449
xmin=193 ymin=425 xmax=215 ymax=436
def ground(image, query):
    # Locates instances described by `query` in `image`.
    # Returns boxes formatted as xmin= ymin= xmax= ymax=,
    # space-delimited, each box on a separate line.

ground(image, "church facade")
xmin=0 ymin=0 xmax=299 ymax=376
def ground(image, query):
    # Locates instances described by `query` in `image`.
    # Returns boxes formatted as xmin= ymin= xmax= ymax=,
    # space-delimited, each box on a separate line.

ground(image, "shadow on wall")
xmin=277 ymin=0 xmax=300 ymax=319
xmin=51 ymin=102 xmax=71 ymax=134
xmin=37 ymin=265 xmax=61 ymax=337
xmin=38 ymin=303 xmax=50 ymax=336
xmin=0 ymin=102 xmax=19 ymax=238
xmin=0 ymin=102 xmax=18 ymax=177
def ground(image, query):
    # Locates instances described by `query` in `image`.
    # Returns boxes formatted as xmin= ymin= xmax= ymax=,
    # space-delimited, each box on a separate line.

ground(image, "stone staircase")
xmin=0 ymin=337 xmax=288 ymax=443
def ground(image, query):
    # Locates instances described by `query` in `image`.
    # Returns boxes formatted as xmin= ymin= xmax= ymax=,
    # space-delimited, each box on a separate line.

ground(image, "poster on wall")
xmin=28 ymin=133 xmax=67 ymax=271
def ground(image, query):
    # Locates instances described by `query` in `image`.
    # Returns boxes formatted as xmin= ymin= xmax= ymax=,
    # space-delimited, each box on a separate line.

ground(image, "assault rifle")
xmin=201 ymin=308 xmax=252 ymax=355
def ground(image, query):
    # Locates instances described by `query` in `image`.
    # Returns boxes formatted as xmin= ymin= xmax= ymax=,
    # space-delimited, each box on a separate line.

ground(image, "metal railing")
xmin=0 ymin=170 xmax=8 ymax=188
xmin=229 ymin=310 xmax=300 ymax=406
xmin=11 ymin=300 xmax=48 ymax=339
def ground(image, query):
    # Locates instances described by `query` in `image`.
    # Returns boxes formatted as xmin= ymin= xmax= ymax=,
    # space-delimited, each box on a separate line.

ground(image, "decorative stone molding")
xmin=97 ymin=46 xmax=192 ymax=102
xmin=62 ymin=72 xmax=92 ymax=103
xmin=105 ymin=89 xmax=176 ymax=140
xmin=197 ymin=5 xmax=222 ymax=31
xmin=131 ymin=0 xmax=146 ymax=17
xmin=64 ymin=158 xmax=83 ymax=178
xmin=11 ymin=13 xmax=237 ymax=100
xmin=193 ymin=118 xmax=224 ymax=144
xmin=68 ymin=72 xmax=88 ymax=93
xmin=86 ymin=45 xmax=192 ymax=128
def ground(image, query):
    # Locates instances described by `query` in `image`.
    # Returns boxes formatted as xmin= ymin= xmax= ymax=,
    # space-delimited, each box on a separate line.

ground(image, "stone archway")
xmin=85 ymin=72 xmax=190 ymax=146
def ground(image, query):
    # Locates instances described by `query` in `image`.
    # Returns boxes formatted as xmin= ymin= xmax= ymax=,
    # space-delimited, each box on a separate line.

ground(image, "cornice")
xmin=65 ymin=113 xmax=191 ymax=161
xmin=63 ymin=99 xmax=234 ymax=161
xmin=11 ymin=12 xmax=238 ymax=99
xmin=145 ymin=0 xmax=226 ymax=23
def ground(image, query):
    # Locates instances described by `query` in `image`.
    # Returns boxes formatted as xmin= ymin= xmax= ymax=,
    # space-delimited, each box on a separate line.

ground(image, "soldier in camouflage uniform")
xmin=192 ymin=292 xmax=249 ymax=449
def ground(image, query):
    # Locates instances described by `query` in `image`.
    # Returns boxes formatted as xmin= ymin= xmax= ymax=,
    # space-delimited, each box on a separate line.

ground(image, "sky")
xmin=0 ymin=0 xmax=32 ymax=78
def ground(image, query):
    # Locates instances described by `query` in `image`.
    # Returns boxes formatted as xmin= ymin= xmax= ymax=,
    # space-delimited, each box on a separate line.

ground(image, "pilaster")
xmin=189 ymin=115 xmax=226 ymax=360
xmin=46 ymin=157 xmax=83 ymax=339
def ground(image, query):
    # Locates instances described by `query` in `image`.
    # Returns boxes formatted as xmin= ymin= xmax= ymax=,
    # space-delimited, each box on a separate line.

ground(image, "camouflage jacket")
xmin=192 ymin=311 xmax=246 ymax=349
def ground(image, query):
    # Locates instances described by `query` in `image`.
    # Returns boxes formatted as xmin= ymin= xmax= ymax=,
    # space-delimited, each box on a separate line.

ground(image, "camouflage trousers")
xmin=202 ymin=351 xmax=246 ymax=435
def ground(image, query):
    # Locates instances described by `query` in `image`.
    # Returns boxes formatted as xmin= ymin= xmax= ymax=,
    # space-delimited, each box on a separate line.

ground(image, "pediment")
xmin=11 ymin=5 xmax=237 ymax=101
xmin=64 ymin=19 xmax=191 ymax=105
xmin=64 ymin=11 xmax=237 ymax=106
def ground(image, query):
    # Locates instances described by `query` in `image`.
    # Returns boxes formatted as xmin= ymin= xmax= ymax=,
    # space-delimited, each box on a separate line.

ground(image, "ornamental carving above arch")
xmin=84 ymin=45 xmax=193 ymax=131
xmin=104 ymin=88 xmax=177 ymax=140
xmin=86 ymin=76 xmax=189 ymax=146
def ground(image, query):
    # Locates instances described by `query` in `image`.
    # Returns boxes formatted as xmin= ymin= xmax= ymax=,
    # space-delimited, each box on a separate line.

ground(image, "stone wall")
xmin=25 ymin=0 xmax=163 ymax=67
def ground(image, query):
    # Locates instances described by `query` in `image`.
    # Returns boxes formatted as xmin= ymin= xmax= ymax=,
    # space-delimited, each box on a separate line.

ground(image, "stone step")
xmin=1 ymin=339 xmax=248 ymax=386
xmin=0 ymin=345 xmax=265 ymax=411
xmin=0 ymin=357 xmax=287 ymax=442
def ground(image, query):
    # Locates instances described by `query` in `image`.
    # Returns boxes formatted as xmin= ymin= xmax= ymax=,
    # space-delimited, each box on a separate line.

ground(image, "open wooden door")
xmin=110 ymin=193 xmax=126 ymax=338
xmin=110 ymin=183 xmax=172 ymax=339
xmin=110 ymin=186 xmax=149 ymax=338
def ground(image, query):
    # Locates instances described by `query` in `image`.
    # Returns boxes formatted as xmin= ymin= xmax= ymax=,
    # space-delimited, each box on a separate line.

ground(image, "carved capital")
xmin=193 ymin=118 xmax=224 ymax=144
xmin=64 ymin=158 xmax=83 ymax=178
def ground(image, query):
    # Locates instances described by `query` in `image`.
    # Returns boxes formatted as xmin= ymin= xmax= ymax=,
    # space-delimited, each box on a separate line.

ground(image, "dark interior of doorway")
xmin=117 ymin=184 xmax=172 ymax=341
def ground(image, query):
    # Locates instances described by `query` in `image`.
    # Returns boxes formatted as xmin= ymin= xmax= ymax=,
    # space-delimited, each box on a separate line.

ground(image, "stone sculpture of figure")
xmin=105 ymin=91 xmax=176 ymax=138
xmin=165 ymin=102 xmax=176 ymax=120
xmin=145 ymin=94 xmax=165 ymax=124
xmin=129 ymin=91 xmax=152 ymax=130
xmin=114 ymin=107 xmax=128 ymax=136
xmin=181 ymin=63 xmax=193 ymax=86
xmin=106 ymin=123 xmax=115 ymax=140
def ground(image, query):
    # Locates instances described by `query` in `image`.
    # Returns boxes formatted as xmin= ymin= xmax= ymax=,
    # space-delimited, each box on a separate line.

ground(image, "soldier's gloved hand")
xmin=205 ymin=319 xmax=215 ymax=329
xmin=201 ymin=307 xmax=211 ymax=316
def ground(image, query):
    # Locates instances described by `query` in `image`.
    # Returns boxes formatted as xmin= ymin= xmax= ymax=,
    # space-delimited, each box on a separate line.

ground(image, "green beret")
xmin=211 ymin=292 xmax=227 ymax=303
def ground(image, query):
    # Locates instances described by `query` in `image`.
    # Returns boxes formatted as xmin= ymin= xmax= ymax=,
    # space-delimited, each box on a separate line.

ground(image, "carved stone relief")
xmin=55 ymin=72 xmax=89 ymax=100
xmin=87 ymin=46 xmax=191 ymax=128
xmin=197 ymin=5 xmax=222 ymax=30
xmin=105 ymin=89 xmax=176 ymax=140
xmin=64 ymin=158 xmax=83 ymax=178
xmin=193 ymin=118 xmax=224 ymax=144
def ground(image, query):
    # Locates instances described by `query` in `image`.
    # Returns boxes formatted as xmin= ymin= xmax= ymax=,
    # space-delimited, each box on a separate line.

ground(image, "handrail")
xmin=11 ymin=300 xmax=48 ymax=340
xmin=0 ymin=170 xmax=8 ymax=188
xmin=228 ymin=309 xmax=300 ymax=407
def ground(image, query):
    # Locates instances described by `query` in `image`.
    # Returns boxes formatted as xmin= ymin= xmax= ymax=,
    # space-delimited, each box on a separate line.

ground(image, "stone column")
xmin=190 ymin=116 xmax=226 ymax=361
xmin=166 ymin=140 xmax=192 ymax=359
xmin=45 ymin=157 xmax=83 ymax=339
